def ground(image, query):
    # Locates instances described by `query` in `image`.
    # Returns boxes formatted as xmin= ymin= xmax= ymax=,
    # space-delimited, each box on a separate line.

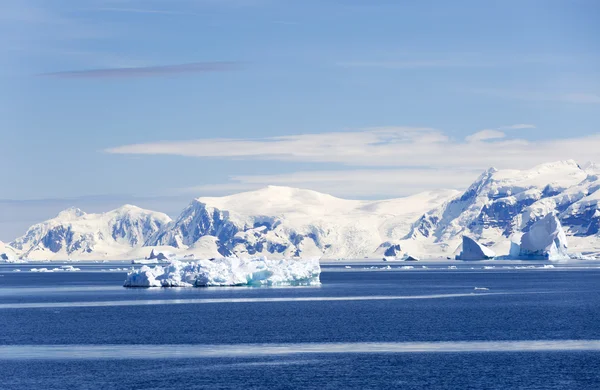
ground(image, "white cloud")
xmin=499 ymin=124 xmax=536 ymax=130
xmin=106 ymin=126 xmax=600 ymax=172
xmin=182 ymin=168 xmax=480 ymax=198
xmin=474 ymin=88 xmax=600 ymax=105
xmin=465 ymin=129 xmax=506 ymax=143
xmin=562 ymin=93 xmax=600 ymax=104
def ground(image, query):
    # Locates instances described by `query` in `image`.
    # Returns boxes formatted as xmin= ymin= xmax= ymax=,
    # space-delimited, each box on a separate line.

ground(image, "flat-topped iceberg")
xmin=518 ymin=214 xmax=569 ymax=260
xmin=124 ymin=257 xmax=321 ymax=287
xmin=455 ymin=236 xmax=495 ymax=260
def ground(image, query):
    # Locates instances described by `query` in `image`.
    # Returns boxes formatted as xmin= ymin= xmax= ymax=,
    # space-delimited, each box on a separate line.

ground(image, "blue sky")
xmin=1 ymin=0 xmax=599 ymax=240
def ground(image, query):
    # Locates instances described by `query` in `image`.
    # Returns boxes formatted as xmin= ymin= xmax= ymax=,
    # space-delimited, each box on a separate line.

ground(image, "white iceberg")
xmin=455 ymin=236 xmax=495 ymax=260
xmin=124 ymin=257 xmax=321 ymax=287
xmin=400 ymin=253 xmax=420 ymax=261
xmin=55 ymin=265 xmax=81 ymax=272
xmin=30 ymin=268 xmax=52 ymax=272
xmin=518 ymin=214 xmax=569 ymax=260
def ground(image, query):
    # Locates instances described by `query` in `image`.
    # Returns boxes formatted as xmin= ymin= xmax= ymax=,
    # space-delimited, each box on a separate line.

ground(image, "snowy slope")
xmin=0 ymin=241 xmax=20 ymax=261
xmin=146 ymin=186 xmax=459 ymax=259
xmin=10 ymin=205 xmax=171 ymax=260
xmin=8 ymin=160 xmax=600 ymax=261
xmin=407 ymin=160 xmax=598 ymax=256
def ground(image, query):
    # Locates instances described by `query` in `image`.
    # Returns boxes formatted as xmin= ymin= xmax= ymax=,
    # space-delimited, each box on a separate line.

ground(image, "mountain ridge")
xmin=3 ymin=160 xmax=600 ymax=261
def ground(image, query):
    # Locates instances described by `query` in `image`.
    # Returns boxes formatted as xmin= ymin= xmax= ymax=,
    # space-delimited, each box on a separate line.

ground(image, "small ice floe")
xmin=541 ymin=264 xmax=555 ymax=269
xmin=448 ymin=265 xmax=457 ymax=270
xmin=344 ymin=266 xmax=352 ymax=269
xmin=421 ymin=266 xmax=428 ymax=269
xmin=474 ymin=287 xmax=489 ymax=291
xmin=483 ymin=266 xmax=495 ymax=269
xmin=30 ymin=268 xmax=52 ymax=273
xmin=131 ymin=259 xmax=159 ymax=265
xmin=400 ymin=266 xmax=414 ymax=270
xmin=56 ymin=265 xmax=81 ymax=272
xmin=12 ymin=269 xmax=21 ymax=272
xmin=381 ymin=265 xmax=392 ymax=270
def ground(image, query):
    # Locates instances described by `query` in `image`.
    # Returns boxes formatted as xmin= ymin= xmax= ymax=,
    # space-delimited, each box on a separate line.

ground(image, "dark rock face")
xmin=40 ymin=226 xmax=71 ymax=253
xmin=561 ymin=204 xmax=600 ymax=236
xmin=472 ymin=196 xmax=538 ymax=236
xmin=148 ymin=201 xmax=239 ymax=249
xmin=384 ymin=244 xmax=402 ymax=257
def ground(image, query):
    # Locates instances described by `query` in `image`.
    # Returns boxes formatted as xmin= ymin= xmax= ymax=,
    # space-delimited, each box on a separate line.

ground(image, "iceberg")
xmin=124 ymin=257 xmax=321 ymax=287
xmin=455 ymin=236 xmax=496 ymax=260
xmin=147 ymin=249 xmax=175 ymax=261
xmin=518 ymin=214 xmax=569 ymax=260
xmin=400 ymin=253 xmax=420 ymax=261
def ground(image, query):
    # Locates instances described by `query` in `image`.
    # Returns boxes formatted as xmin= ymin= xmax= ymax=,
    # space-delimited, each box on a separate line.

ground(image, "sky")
xmin=1 ymin=0 xmax=599 ymax=241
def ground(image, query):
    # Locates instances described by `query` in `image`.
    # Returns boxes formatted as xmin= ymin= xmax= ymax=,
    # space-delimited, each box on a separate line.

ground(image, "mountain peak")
xmin=56 ymin=207 xmax=86 ymax=220
xmin=111 ymin=204 xmax=143 ymax=214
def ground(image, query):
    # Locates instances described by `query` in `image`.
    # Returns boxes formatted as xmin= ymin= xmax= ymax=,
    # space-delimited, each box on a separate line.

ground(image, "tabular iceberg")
xmin=518 ymin=214 xmax=569 ymax=260
xmin=124 ymin=257 xmax=321 ymax=287
xmin=455 ymin=236 xmax=496 ymax=260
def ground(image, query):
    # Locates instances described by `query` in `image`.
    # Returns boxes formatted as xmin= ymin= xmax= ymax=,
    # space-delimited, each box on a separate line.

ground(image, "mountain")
xmin=10 ymin=205 xmax=171 ymax=260
xmin=0 ymin=240 xmax=19 ymax=261
xmin=7 ymin=160 xmax=600 ymax=260
xmin=145 ymin=186 xmax=459 ymax=259
xmin=407 ymin=160 xmax=600 ymax=256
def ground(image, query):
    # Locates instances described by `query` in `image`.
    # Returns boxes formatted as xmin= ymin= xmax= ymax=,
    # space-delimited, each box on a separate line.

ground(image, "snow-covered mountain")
xmin=0 ymin=240 xmax=19 ymax=261
xmin=145 ymin=186 xmax=459 ymax=259
xmin=10 ymin=205 xmax=171 ymax=260
xmin=7 ymin=160 xmax=600 ymax=261
xmin=407 ymin=160 xmax=600 ymax=256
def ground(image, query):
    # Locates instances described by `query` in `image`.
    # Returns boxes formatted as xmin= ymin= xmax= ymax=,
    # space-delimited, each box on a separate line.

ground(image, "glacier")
xmin=455 ymin=236 xmax=496 ymax=260
xmin=123 ymin=257 xmax=321 ymax=287
xmin=517 ymin=214 xmax=569 ymax=260
xmin=5 ymin=160 xmax=600 ymax=261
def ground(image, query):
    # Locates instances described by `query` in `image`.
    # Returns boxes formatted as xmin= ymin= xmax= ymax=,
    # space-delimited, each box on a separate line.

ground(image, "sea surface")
xmin=1 ymin=261 xmax=599 ymax=389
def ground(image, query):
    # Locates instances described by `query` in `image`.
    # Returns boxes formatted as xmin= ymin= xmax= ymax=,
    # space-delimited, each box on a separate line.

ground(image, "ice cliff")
xmin=455 ymin=236 xmax=496 ymax=260
xmin=124 ymin=257 xmax=321 ymax=287
xmin=517 ymin=214 xmax=569 ymax=260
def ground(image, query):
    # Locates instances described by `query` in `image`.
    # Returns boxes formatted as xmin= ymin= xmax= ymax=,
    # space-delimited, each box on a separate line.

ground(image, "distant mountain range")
xmin=2 ymin=160 xmax=599 ymax=261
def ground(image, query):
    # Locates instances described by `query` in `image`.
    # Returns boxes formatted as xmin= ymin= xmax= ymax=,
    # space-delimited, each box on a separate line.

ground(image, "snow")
xmin=30 ymin=265 xmax=81 ymax=272
xmin=10 ymin=205 xmax=171 ymax=261
xmin=518 ymin=214 xmax=569 ymax=260
xmin=0 ymin=241 xmax=21 ymax=262
xmin=148 ymin=186 xmax=459 ymax=259
xmin=124 ymin=257 xmax=321 ymax=287
xmin=6 ymin=160 xmax=600 ymax=261
xmin=455 ymin=236 xmax=496 ymax=260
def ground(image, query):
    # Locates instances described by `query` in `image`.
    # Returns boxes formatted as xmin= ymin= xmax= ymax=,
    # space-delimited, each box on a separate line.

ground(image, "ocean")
xmin=1 ymin=261 xmax=599 ymax=389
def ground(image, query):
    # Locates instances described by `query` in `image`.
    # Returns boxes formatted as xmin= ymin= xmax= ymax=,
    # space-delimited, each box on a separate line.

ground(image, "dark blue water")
xmin=1 ymin=262 xmax=599 ymax=389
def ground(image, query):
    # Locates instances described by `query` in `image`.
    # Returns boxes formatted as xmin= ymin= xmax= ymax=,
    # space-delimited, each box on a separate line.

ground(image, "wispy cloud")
xmin=337 ymin=59 xmax=492 ymax=69
xmin=562 ymin=93 xmax=600 ymax=104
xmin=105 ymin=126 xmax=600 ymax=171
xmin=93 ymin=7 xmax=194 ymax=16
xmin=499 ymin=124 xmax=536 ymax=130
xmin=465 ymin=129 xmax=505 ymax=143
xmin=183 ymin=168 xmax=477 ymax=198
xmin=40 ymin=61 xmax=242 ymax=79
xmin=474 ymin=88 xmax=600 ymax=105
